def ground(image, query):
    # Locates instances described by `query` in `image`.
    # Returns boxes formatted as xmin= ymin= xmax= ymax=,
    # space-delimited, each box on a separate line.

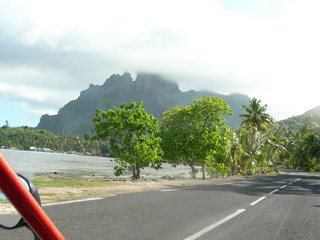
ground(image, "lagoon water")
xmin=1 ymin=149 xmax=116 ymax=178
xmin=0 ymin=149 xmax=191 ymax=179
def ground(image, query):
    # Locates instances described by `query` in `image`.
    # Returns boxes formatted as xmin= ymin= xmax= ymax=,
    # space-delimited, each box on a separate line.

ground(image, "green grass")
xmin=40 ymin=193 xmax=57 ymax=197
xmin=33 ymin=179 xmax=122 ymax=188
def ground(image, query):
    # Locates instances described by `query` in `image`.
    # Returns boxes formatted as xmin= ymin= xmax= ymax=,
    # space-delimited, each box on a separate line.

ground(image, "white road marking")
xmin=269 ymin=189 xmax=279 ymax=194
xmin=250 ymin=196 xmax=266 ymax=206
xmin=183 ymin=209 xmax=246 ymax=240
xmin=216 ymin=182 xmax=233 ymax=185
xmin=43 ymin=198 xmax=104 ymax=207
xmin=161 ymin=187 xmax=193 ymax=192
xmin=161 ymin=189 xmax=179 ymax=192
xmin=182 ymin=177 xmax=301 ymax=239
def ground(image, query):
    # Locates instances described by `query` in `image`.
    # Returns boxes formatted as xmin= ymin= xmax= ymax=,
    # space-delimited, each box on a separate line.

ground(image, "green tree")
xmin=260 ymin=126 xmax=287 ymax=173
xmin=239 ymin=98 xmax=272 ymax=131
xmin=294 ymin=133 xmax=320 ymax=171
xmin=0 ymin=127 xmax=102 ymax=153
xmin=225 ymin=131 xmax=244 ymax=175
xmin=1 ymin=120 xmax=10 ymax=129
xmin=235 ymin=126 xmax=263 ymax=175
xmin=160 ymin=97 xmax=232 ymax=179
xmin=93 ymin=102 xmax=163 ymax=179
xmin=236 ymin=98 xmax=283 ymax=175
xmin=284 ymin=116 xmax=320 ymax=171
xmin=304 ymin=134 xmax=320 ymax=163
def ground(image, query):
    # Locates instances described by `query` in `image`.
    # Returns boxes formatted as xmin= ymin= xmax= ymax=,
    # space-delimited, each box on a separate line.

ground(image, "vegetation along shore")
xmin=2 ymin=95 xmax=320 ymax=201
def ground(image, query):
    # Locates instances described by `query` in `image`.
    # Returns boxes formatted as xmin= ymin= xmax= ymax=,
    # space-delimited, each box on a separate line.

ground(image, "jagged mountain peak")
xmin=36 ymin=73 xmax=250 ymax=135
xmin=103 ymin=72 xmax=132 ymax=86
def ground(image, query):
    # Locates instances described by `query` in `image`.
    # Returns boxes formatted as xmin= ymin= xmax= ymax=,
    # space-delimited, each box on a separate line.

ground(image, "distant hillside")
xmin=277 ymin=105 xmax=320 ymax=132
xmin=36 ymin=73 xmax=251 ymax=135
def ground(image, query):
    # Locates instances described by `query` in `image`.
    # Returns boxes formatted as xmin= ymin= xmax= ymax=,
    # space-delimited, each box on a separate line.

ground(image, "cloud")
xmin=0 ymin=0 xmax=320 ymax=126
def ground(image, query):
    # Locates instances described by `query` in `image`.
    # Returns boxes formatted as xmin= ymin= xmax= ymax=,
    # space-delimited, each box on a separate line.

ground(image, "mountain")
xmin=36 ymin=73 xmax=251 ymax=135
xmin=277 ymin=105 xmax=320 ymax=132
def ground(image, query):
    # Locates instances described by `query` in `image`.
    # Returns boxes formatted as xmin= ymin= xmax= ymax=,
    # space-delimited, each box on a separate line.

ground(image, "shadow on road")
xmin=184 ymin=171 xmax=320 ymax=197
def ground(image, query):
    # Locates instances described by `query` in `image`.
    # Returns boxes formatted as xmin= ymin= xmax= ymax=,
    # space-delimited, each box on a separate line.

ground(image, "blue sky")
xmin=1 ymin=0 xmax=320 ymax=127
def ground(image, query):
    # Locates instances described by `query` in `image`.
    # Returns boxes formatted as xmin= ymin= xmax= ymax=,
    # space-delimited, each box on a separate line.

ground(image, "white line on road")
xmin=161 ymin=187 xmax=193 ymax=192
xmin=183 ymin=209 xmax=246 ymax=240
xmin=269 ymin=189 xmax=279 ymax=194
xmin=250 ymin=196 xmax=266 ymax=206
xmin=161 ymin=189 xmax=179 ymax=192
xmin=43 ymin=198 xmax=104 ymax=207
xmin=179 ymin=177 xmax=299 ymax=239
xmin=216 ymin=182 xmax=233 ymax=185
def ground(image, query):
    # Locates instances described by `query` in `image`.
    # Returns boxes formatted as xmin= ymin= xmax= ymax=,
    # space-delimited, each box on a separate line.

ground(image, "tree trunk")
xmin=268 ymin=152 xmax=279 ymax=173
xmin=201 ymin=164 xmax=206 ymax=179
xmin=136 ymin=163 xmax=141 ymax=179
xmin=132 ymin=165 xmax=137 ymax=179
xmin=132 ymin=166 xmax=137 ymax=179
xmin=232 ymin=163 xmax=236 ymax=175
xmin=270 ymin=159 xmax=279 ymax=173
xmin=132 ymin=163 xmax=141 ymax=179
xmin=189 ymin=163 xmax=196 ymax=179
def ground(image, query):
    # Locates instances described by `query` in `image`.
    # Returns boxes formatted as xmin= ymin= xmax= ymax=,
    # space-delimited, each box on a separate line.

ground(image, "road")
xmin=1 ymin=171 xmax=320 ymax=239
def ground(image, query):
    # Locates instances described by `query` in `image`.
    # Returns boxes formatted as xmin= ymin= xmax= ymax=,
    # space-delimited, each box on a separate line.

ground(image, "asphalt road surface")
xmin=1 ymin=171 xmax=320 ymax=240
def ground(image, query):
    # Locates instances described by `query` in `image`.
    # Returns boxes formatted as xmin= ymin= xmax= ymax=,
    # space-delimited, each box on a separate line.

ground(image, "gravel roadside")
xmin=36 ymin=175 xmax=249 ymax=203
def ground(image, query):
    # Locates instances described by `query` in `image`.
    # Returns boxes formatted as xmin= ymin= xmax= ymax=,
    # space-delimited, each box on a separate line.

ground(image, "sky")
xmin=0 ymin=0 xmax=320 ymax=127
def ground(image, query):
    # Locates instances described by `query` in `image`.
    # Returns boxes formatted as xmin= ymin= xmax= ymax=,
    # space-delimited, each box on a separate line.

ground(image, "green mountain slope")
xmin=277 ymin=105 xmax=320 ymax=132
xmin=36 ymin=73 xmax=251 ymax=135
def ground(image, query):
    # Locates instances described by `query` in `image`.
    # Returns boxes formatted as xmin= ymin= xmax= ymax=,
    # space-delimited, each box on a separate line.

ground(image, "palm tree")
xmin=225 ymin=131 xmax=244 ymax=175
xmin=239 ymin=97 xmax=272 ymax=131
xmin=303 ymin=134 xmax=320 ymax=163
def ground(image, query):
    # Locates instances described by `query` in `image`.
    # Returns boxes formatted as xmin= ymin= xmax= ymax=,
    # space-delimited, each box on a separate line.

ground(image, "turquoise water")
xmin=1 ymin=149 xmax=116 ymax=178
xmin=0 ymin=149 xmax=191 ymax=179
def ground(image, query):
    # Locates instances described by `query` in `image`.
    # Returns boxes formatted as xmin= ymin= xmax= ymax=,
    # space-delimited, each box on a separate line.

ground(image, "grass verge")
xmin=33 ymin=179 xmax=122 ymax=188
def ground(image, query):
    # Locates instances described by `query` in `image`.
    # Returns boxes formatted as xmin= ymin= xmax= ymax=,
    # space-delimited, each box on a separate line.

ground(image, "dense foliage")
xmin=282 ymin=116 xmax=320 ymax=171
xmin=239 ymin=97 xmax=273 ymax=131
xmin=93 ymin=102 xmax=163 ymax=179
xmin=160 ymin=97 xmax=233 ymax=179
xmin=222 ymin=98 xmax=283 ymax=176
xmin=0 ymin=126 xmax=109 ymax=154
xmin=92 ymin=98 xmax=320 ymax=178
xmin=4 ymin=96 xmax=320 ymax=179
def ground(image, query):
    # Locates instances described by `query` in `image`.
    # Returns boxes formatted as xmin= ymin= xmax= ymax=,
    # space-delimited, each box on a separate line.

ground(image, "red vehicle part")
xmin=0 ymin=151 xmax=65 ymax=240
